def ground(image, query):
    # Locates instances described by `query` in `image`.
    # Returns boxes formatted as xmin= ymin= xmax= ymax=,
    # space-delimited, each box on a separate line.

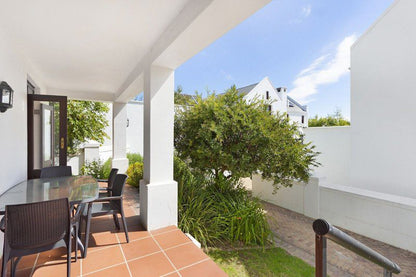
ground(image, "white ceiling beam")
xmin=114 ymin=0 xmax=214 ymax=102
xmin=47 ymin=88 xmax=114 ymax=102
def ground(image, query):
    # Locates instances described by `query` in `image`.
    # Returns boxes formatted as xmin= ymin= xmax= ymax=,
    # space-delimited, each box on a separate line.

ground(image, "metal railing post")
xmin=383 ymin=269 xmax=393 ymax=277
xmin=312 ymin=219 xmax=401 ymax=276
xmin=315 ymin=234 xmax=327 ymax=277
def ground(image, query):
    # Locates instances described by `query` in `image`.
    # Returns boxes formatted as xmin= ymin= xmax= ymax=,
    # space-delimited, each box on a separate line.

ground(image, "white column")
xmin=140 ymin=65 xmax=177 ymax=230
xmin=112 ymin=102 xmax=129 ymax=173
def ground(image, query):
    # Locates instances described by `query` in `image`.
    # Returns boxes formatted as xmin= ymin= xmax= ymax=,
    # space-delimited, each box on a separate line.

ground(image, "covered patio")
xmin=0 ymin=185 xmax=226 ymax=277
xmin=0 ymin=0 xmax=271 ymax=276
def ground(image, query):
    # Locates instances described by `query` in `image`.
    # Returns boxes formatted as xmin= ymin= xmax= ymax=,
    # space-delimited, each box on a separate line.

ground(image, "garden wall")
xmin=252 ymin=175 xmax=416 ymax=253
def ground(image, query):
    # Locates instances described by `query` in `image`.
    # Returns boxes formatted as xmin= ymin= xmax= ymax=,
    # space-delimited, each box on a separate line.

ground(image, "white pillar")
xmin=140 ymin=65 xmax=177 ymax=230
xmin=112 ymin=102 xmax=129 ymax=173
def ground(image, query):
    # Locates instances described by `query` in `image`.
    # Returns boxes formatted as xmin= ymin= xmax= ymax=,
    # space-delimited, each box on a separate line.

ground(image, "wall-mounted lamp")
xmin=0 ymin=81 xmax=13 ymax=113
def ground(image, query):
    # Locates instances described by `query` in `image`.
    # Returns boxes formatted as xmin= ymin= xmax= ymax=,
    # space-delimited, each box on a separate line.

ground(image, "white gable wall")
xmin=243 ymin=77 xmax=287 ymax=114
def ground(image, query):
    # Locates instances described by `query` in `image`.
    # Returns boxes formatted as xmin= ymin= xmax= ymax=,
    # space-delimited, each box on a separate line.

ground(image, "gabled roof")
xmin=236 ymin=83 xmax=258 ymax=95
xmin=287 ymin=95 xmax=307 ymax=112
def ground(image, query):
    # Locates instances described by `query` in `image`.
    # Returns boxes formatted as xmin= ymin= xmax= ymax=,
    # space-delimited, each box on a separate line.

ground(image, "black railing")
xmin=313 ymin=219 xmax=401 ymax=277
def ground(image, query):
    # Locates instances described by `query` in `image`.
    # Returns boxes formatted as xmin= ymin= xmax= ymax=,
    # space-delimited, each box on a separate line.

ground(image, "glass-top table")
xmin=0 ymin=175 xmax=99 ymax=214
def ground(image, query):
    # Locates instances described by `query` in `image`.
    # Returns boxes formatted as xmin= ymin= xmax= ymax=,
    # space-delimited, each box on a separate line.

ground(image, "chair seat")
xmin=85 ymin=202 xmax=120 ymax=217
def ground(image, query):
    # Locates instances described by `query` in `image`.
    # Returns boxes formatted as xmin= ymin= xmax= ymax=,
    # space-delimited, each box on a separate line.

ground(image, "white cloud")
xmin=220 ymin=69 xmax=234 ymax=81
xmin=290 ymin=4 xmax=312 ymax=24
xmin=288 ymin=34 xmax=357 ymax=103
xmin=301 ymin=4 xmax=312 ymax=18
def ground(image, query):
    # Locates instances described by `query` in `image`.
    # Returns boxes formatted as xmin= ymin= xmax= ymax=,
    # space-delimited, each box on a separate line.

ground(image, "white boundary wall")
xmin=252 ymin=175 xmax=416 ymax=253
xmin=253 ymin=124 xmax=416 ymax=253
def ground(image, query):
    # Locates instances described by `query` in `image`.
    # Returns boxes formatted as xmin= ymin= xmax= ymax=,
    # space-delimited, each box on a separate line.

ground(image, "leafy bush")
xmin=127 ymin=153 xmax=143 ymax=165
xmin=102 ymin=158 xmax=112 ymax=178
xmin=175 ymin=157 xmax=271 ymax=248
xmin=126 ymin=162 xmax=143 ymax=187
xmin=80 ymin=159 xmax=110 ymax=179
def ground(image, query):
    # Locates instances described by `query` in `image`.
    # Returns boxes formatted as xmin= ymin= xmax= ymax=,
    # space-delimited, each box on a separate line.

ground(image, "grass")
xmin=208 ymin=247 xmax=315 ymax=277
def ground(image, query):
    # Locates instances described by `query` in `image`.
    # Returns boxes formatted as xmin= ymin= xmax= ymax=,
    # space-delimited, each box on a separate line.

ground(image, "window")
xmin=301 ymin=115 xmax=305 ymax=124
xmin=289 ymin=102 xmax=294 ymax=108
xmin=266 ymin=91 xmax=269 ymax=100
xmin=268 ymin=105 xmax=272 ymax=112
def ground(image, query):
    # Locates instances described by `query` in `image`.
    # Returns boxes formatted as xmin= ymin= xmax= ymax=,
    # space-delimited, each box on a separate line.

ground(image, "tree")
xmin=174 ymin=86 xmax=319 ymax=191
xmin=67 ymin=100 xmax=110 ymax=155
xmin=308 ymin=108 xmax=350 ymax=127
xmin=174 ymin=85 xmax=196 ymax=106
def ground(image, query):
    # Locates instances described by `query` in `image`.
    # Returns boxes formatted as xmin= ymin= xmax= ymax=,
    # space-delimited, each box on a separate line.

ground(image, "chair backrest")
xmin=107 ymin=168 xmax=119 ymax=189
xmin=112 ymin=174 xmax=128 ymax=197
xmin=5 ymin=198 xmax=70 ymax=249
xmin=40 ymin=166 xmax=72 ymax=178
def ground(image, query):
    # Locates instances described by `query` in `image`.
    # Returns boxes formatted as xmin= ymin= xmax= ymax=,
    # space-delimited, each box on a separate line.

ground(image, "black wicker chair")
xmin=40 ymin=166 xmax=72 ymax=178
xmin=97 ymin=168 xmax=118 ymax=197
xmin=1 ymin=198 xmax=72 ymax=277
xmin=81 ymin=174 xmax=129 ymax=257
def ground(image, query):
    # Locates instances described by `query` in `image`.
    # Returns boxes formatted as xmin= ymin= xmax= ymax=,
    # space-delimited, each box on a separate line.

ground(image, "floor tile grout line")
xmin=79 ymin=252 xmax=83 ymax=277
xmin=149 ymin=232 xmax=182 ymax=277
xmin=151 ymin=228 xmax=180 ymax=237
xmin=82 ymin=249 xmax=166 ymax=276
xmin=159 ymin=257 xmax=211 ymax=277
xmin=176 ymin=257 xmax=211 ymax=272
xmin=163 ymin=241 xmax=193 ymax=252
xmin=82 ymin=261 xmax=126 ymax=276
xmin=125 ymin=249 xmax=162 ymax=263
xmin=115 ymin=228 xmax=133 ymax=277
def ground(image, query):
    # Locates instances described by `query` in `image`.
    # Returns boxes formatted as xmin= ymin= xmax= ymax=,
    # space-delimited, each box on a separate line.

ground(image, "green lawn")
xmin=208 ymin=247 xmax=315 ymax=277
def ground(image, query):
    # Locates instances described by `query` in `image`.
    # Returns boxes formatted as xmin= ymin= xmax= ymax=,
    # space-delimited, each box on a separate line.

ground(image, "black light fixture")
xmin=0 ymin=81 xmax=13 ymax=113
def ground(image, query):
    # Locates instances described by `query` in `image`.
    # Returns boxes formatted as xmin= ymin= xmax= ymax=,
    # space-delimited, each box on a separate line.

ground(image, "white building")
xmin=98 ymin=76 xmax=308 ymax=160
xmin=252 ymin=0 xmax=416 ymax=253
xmin=237 ymin=77 xmax=308 ymax=127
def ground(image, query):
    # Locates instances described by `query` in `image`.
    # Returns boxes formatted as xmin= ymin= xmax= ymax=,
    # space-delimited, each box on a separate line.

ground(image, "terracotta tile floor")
xmin=1 ymin=185 xmax=227 ymax=277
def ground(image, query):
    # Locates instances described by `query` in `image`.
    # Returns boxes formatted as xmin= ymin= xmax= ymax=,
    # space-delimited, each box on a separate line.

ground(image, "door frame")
xmin=27 ymin=94 xmax=67 ymax=179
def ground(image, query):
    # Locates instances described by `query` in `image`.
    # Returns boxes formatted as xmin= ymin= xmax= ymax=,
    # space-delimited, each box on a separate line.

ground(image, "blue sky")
xmin=174 ymin=0 xmax=394 ymax=119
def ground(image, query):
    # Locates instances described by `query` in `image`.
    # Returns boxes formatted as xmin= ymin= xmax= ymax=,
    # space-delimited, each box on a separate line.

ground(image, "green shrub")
xmin=102 ymin=158 xmax=112 ymax=178
xmin=80 ymin=159 xmax=109 ymax=179
xmin=175 ymin=157 xmax=271 ymax=248
xmin=127 ymin=153 xmax=143 ymax=165
xmin=126 ymin=162 xmax=143 ymax=187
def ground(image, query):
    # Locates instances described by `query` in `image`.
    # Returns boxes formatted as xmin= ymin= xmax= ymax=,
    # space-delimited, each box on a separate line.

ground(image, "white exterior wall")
xmin=0 ymin=29 xmax=45 ymax=194
xmin=350 ymin=0 xmax=416 ymax=198
xmin=126 ymin=101 xmax=144 ymax=155
xmin=252 ymin=175 xmax=416 ymax=253
xmin=304 ymin=127 xmax=351 ymax=186
xmin=243 ymin=77 xmax=287 ymax=114
xmin=99 ymin=101 xmax=144 ymax=161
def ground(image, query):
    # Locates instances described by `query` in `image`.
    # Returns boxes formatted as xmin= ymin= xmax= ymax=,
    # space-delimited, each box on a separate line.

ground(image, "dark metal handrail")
xmin=313 ymin=219 xmax=401 ymax=277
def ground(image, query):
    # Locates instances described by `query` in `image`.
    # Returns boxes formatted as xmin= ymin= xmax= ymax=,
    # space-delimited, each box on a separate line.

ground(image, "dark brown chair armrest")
xmin=93 ymin=196 xmax=123 ymax=203
xmin=97 ymin=179 xmax=108 ymax=183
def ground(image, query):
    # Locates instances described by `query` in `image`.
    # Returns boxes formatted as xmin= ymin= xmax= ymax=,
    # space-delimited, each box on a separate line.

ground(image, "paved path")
xmin=262 ymin=202 xmax=416 ymax=277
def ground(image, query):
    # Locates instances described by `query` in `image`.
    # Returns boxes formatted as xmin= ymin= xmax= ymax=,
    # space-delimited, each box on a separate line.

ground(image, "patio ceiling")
xmin=0 ymin=0 xmax=270 ymax=102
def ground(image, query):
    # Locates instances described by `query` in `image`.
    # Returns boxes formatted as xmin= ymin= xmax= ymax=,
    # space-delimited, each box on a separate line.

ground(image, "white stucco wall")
xmin=252 ymin=175 xmax=416 ymax=253
xmin=126 ymin=101 xmax=144 ymax=155
xmin=0 ymin=29 xmax=45 ymax=194
xmin=304 ymin=127 xmax=351 ymax=186
xmin=350 ymin=0 xmax=416 ymax=198
xmin=99 ymin=100 xmax=144 ymax=161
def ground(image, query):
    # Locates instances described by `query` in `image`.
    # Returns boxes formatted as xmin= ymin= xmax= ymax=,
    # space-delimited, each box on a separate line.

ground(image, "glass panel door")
xmin=28 ymin=95 xmax=67 ymax=179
